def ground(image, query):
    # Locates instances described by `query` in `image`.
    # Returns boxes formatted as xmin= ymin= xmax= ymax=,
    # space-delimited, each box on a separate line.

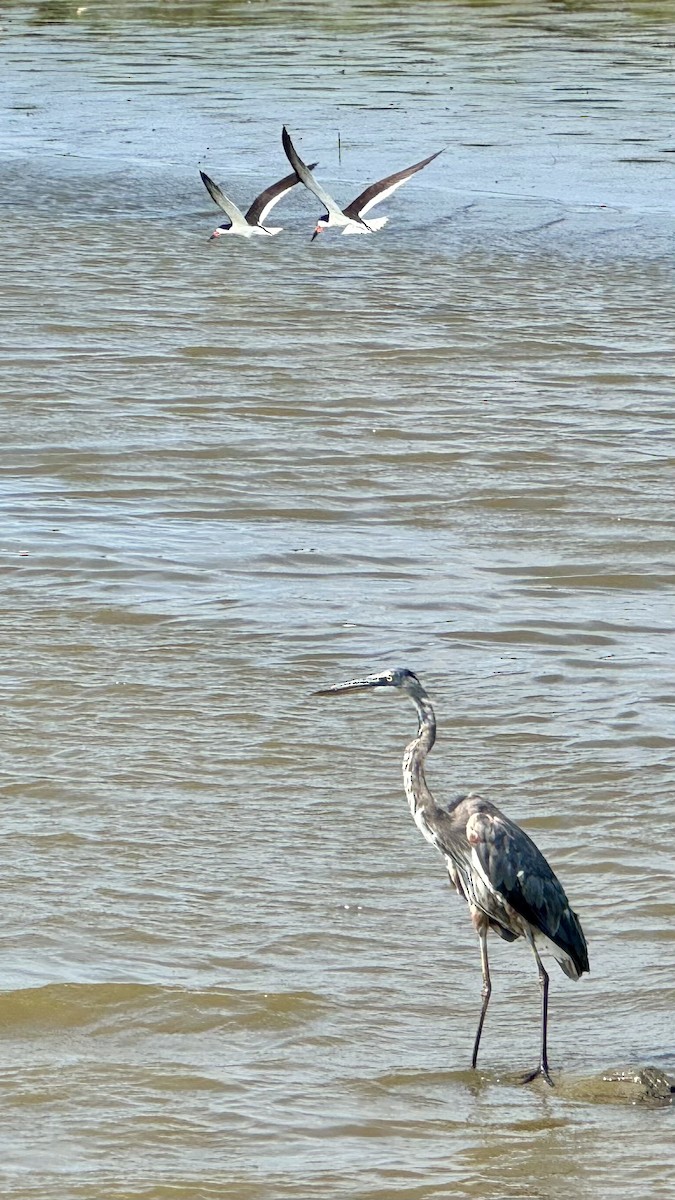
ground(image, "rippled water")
xmin=1 ymin=2 xmax=674 ymax=1198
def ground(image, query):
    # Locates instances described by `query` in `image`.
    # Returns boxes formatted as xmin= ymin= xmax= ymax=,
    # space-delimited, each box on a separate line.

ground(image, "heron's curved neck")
xmin=402 ymin=692 xmax=437 ymax=818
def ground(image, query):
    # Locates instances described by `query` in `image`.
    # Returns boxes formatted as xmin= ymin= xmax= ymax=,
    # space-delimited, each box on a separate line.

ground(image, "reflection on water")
xmin=0 ymin=1 xmax=674 ymax=1198
xmin=9 ymin=0 xmax=675 ymax=28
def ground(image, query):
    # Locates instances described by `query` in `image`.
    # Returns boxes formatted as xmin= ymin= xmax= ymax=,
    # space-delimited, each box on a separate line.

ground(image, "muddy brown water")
xmin=0 ymin=2 xmax=673 ymax=1198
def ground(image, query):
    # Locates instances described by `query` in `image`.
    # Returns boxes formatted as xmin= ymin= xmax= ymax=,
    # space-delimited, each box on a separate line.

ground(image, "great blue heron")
xmin=316 ymin=667 xmax=589 ymax=1085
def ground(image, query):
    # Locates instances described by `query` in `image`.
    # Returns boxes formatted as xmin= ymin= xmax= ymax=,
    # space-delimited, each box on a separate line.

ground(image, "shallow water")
xmin=0 ymin=2 xmax=674 ymax=1198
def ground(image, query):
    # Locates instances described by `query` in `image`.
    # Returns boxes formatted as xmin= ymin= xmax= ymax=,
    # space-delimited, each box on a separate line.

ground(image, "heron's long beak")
xmin=314 ymin=675 xmax=381 ymax=696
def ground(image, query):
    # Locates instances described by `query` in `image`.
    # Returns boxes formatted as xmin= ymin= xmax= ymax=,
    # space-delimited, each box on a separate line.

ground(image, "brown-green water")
xmin=0 ymin=2 xmax=674 ymax=1198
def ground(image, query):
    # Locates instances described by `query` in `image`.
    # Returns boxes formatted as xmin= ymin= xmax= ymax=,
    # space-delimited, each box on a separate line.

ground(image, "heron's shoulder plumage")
xmin=430 ymin=790 xmax=500 ymax=841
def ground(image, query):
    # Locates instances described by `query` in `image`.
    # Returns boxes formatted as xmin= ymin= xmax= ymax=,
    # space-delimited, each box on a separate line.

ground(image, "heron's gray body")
xmin=401 ymin=703 xmax=585 ymax=978
xmin=317 ymin=667 xmax=589 ymax=1084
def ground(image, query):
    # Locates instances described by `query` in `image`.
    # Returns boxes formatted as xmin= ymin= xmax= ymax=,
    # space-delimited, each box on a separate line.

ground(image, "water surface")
xmin=0 ymin=3 xmax=674 ymax=1198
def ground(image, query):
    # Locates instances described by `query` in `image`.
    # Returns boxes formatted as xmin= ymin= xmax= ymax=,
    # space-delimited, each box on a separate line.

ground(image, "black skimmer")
xmin=282 ymin=126 xmax=443 ymax=238
xmin=200 ymin=162 xmax=317 ymax=238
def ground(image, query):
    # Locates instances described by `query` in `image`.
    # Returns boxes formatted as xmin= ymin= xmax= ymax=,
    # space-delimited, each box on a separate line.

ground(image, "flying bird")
xmin=200 ymin=162 xmax=316 ymax=238
xmin=282 ymin=126 xmax=443 ymax=238
xmin=316 ymin=667 xmax=589 ymax=1084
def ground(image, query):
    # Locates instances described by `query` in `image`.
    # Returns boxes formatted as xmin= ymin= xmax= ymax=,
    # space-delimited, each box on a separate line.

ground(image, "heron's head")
xmin=315 ymin=667 xmax=424 ymax=697
xmin=311 ymin=216 xmax=329 ymax=241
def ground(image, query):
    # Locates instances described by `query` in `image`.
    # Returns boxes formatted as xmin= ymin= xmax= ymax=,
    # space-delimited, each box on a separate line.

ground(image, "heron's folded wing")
xmin=467 ymin=809 xmax=588 ymax=972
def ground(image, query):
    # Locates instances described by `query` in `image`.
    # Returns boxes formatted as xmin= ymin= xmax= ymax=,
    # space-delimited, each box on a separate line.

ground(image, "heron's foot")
xmin=521 ymin=1064 xmax=554 ymax=1087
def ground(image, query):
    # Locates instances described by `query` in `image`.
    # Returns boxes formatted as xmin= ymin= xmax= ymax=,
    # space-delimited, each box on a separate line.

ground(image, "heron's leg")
xmin=522 ymin=941 xmax=553 ymax=1087
xmin=471 ymin=925 xmax=491 ymax=1069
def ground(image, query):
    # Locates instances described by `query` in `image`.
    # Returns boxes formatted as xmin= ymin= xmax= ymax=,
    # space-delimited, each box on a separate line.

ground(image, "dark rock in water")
xmin=601 ymin=1066 xmax=675 ymax=1106
xmin=557 ymin=1065 xmax=674 ymax=1106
